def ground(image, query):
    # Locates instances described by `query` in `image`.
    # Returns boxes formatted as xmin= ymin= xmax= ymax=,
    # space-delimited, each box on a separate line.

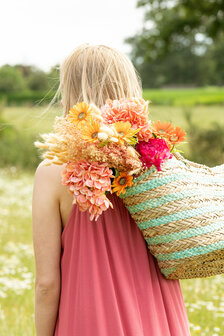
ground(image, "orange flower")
xmin=67 ymin=102 xmax=92 ymax=128
xmin=152 ymin=120 xmax=175 ymax=137
xmin=111 ymin=172 xmax=134 ymax=196
xmin=168 ymin=126 xmax=186 ymax=144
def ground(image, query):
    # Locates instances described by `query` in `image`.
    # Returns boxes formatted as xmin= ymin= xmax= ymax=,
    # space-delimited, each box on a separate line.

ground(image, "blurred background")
xmin=0 ymin=0 xmax=224 ymax=335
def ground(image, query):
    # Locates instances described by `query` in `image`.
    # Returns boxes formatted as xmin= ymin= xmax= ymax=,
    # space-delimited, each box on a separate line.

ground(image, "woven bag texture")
xmin=120 ymin=152 xmax=224 ymax=280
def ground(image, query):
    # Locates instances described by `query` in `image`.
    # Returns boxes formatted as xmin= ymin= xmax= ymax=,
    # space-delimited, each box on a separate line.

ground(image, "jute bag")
xmin=120 ymin=152 xmax=224 ymax=280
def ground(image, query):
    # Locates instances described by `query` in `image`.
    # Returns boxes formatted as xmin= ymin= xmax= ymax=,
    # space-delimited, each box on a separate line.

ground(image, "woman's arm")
xmin=32 ymin=163 xmax=63 ymax=336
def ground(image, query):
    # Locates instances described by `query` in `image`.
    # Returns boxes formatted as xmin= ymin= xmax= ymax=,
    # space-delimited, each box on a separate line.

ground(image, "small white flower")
xmin=109 ymin=137 xmax=119 ymax=142
xmin=99 ymin=125 xmax=115 ymax=137
xmin=97 ymin=132 xmax=108 ymax=141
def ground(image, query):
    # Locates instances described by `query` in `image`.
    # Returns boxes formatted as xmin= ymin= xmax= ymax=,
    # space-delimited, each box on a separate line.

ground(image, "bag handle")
xmin=172 ymin=151 xmax=215 ymax=173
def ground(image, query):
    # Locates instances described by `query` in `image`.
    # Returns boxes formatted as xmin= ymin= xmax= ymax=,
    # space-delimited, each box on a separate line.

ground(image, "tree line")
xmin=0 ymin=64 xmax=59 ymax=104
xmin=125 ymin=0 xmax=224 ymax=87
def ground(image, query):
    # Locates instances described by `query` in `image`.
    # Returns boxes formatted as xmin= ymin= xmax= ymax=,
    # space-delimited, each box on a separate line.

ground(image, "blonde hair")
xmin=52 ymin=43 xmax=143 ymax=116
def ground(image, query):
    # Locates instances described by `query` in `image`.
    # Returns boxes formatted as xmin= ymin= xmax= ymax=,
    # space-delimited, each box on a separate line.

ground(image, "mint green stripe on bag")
xmin=146 ymin=220 xmax=224 ymax=245
xmin=121 ymin=172 xmax=224 ymax=198
xmin=160 ymin=267 xmax=177 ymax=277
xmin=137 ymin=205 xmax=224 ymax=230
xmin=127 ymin=189 xmax=224 ymax=214
xmin=155 ymin=240 xmax=224 ymax=261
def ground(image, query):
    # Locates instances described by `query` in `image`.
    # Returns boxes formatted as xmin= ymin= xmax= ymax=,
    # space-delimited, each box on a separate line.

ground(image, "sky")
xmin=0 ymin=0 xmax=145 ymax=71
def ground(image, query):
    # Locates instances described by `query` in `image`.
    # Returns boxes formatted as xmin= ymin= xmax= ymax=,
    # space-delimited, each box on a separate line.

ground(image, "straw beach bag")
xmin=120 ymin=152 xmax=224 ymax=280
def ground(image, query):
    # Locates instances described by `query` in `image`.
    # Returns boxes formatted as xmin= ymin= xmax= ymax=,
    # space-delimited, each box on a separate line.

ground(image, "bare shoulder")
xmin=33 ymin=162 xmax=67 ymax=201
xmin=35 ymin=161 xmax=66 ymax=179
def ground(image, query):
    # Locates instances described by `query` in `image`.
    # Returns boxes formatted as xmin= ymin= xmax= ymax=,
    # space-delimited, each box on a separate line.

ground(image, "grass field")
xmin=2 ymin=103 xmax=224 ymax=135
xmin=1 ymin=100 xmax=224 ymax=335
xmin=1 ymin=86 xmax=224 ymax=106
xmin=143 ymin=87 xmax=224 ymax=106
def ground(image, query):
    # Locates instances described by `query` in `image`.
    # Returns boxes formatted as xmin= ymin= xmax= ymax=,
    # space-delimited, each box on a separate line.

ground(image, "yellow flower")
xmin=67 ymin=102 xmax=93 ymax=127
xmin=112 ymin=121 xmax=138 ymax=145
xmin=81 ymin=119 xmax=101 ymax=143
xmin=112 ymin=172 xmax=134 ymax=196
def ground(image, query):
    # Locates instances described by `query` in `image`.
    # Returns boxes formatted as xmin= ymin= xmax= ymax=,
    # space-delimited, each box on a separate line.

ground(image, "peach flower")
xmin=101 ymin=97 xmax=150 ymax=128
xmin=61 ymin=160 xmax=114 ymax=221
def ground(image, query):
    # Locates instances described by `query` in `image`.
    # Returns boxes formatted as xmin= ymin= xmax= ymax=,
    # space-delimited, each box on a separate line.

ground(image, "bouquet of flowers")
xmin=34 ymin=97 xmax=186 ymax=221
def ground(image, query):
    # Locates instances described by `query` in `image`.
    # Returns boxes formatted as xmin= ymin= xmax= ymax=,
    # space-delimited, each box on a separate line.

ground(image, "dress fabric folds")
xmin=54 ymin=193 xmax=191 ymax=336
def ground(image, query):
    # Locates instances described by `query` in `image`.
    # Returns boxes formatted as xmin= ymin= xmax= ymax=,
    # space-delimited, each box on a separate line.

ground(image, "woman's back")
xmin=54 ymin=186 xmax=191 ymax=336
xmin=32 ymin=43 xmax=191 ymax=336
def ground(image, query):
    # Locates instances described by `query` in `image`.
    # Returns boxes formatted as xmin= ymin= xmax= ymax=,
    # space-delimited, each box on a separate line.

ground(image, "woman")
xmin=32 ymin=43 xmax=191 ymax=336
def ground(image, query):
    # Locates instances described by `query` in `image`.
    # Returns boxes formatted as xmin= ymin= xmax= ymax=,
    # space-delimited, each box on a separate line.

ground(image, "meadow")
xmin=144 ymin=87 xmax=224 ymax=106
xmin=0 ymin=90 xmax=224 ymax=335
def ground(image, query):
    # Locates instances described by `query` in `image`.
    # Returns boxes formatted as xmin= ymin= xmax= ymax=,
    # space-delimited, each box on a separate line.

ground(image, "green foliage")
xmin=0 ymin=64 xmax=60 ymax=105
xmin=0 ymin=120 xmax=40 ymax=170
xmin=27 ymin=70 xmax=50 ymax=91
xmin=0 ymin=90 xmax=56 ymax=106
xmin=0 ymin=65 xmax=27 ymax=94
xmin=125 ymin=0 xmax=224 ymax=87
xmin=183 ymin=109 xmax=224 ymax=167
xmin=136 ymin=0 xmax=224 ymax=50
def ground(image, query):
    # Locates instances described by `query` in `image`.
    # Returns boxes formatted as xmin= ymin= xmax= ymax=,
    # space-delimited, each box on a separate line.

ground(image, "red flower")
xmin=135 ymin=139 xmax=173 ymax=171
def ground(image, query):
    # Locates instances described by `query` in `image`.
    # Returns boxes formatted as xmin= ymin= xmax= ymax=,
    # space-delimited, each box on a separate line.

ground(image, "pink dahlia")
xmin=135 ymin=139 xmax=173 ymax=171
xmin=61 ymin=160 xmax=114 ymax=220
xmin=101 ymin=97 xmax=149 ymax=128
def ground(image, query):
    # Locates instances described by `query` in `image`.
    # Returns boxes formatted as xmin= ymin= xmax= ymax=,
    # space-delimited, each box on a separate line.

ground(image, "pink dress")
xmin=54 ymin=192 xmax=191 ymax=336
